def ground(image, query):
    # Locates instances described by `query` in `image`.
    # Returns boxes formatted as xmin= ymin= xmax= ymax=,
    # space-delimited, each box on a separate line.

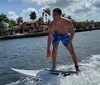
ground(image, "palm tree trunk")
xmin=45 ymin=14 xmax=47 ymax=24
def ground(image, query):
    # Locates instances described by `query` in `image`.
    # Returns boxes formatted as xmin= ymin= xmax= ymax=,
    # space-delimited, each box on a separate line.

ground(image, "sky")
xmin=0 ymin=0 xmax=100 ymax=22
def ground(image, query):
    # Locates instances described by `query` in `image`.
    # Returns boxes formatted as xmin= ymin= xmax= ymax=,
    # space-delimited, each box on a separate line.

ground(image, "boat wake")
xmin=6 ymin=54 xmax=100 ymax=85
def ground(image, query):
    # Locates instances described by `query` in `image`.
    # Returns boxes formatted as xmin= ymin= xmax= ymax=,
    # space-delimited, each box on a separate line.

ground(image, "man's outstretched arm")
xmin=46 ymin=21 xmax=54 ymax=58
xmin=67 ymin=21 xmax=75 ymax=43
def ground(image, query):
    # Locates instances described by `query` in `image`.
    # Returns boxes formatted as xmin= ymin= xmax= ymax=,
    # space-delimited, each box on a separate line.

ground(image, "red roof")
xmin=23 ymin=20 xmax=37 ymax=24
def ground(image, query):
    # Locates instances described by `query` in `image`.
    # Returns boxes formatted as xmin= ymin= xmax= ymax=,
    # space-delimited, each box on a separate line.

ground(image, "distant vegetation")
xmin=0 ymin=8 xmax=100 ymax=36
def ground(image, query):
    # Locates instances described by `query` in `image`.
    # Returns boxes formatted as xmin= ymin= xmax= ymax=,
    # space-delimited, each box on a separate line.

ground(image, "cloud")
xmin=21 ymin=8 xmax=39 ymax=21
xmin=21 ymin=6 xmax=52 ymax=21
xmin=22 ymin=0 xmax=56 ymax=5
xmin=7 ymin=8 xmax=41 ymax=22
xmin=22 ymin=0 xmax=98 ymax=21
xmin=8 ymin=0 xmax=100 ymax=21
xmin=47 ymin=0 xmax=100 ymax=21
xmin=91 ymin=0 xmax=100 ymax=8
xmin=49 ymin=0 xmax=79 ymax=9
xmin=8 ymin=11 xmax=18 ymax=20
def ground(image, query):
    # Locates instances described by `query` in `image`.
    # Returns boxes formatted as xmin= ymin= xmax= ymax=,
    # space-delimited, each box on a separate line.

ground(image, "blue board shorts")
xmin=52 ymin=31 xmax=73 ymax=47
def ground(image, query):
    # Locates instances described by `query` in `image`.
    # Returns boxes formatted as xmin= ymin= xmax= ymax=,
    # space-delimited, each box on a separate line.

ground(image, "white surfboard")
xmin=11 ymin=68 xmax=40 ymax=77
xmin=11 ymin=68 xmax=62 ymax=85
xmin=11 ymin=68 xmax=79 ymax=85
xmin=11 ymin=68 xmax=78 ymax=77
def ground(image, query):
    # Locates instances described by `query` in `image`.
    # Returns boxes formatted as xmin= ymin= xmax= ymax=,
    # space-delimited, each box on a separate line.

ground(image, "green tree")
xmin=75 ymin=22 xmax=83 ymax=30
xmin=16 ymin=17 xmax=23 ymax=25
xmin=82 ymin=22 xmax=88 ymax=29
xmin=8 ymin=19 xmax=16 ymax=30
xmin=30 ymin=11 xmax=37 ymax=20
xmin=0 ymin=22 xmax=6 ymax=35
xmin=42 ymin=8 xmax=51 ymax=24
xmin=67 ymin=16 xmax=72 ymax=20
xmin=62 ymin=14 xmax=66 ymax=17
xmin=0 ymin=13 xmax=9 ymax=35
xmin=47 ymin=19 xmax=51 ymax=25
xmin=62 ymin=14 xmax=73 ymax=21
xmin=37 ymin=17 xmax=44 ymax=26
xmin=62 ymin=14 xmax=68 ymax=18
xmin=95 ymin=22 xmax=100 ymax=27
xmin=0 ymin=13 xmax=9 ymax=22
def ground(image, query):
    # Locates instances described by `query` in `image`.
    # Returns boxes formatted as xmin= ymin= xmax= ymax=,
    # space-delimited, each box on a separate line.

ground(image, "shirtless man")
xmin=46 ymin=8 xmax=80 ymax=71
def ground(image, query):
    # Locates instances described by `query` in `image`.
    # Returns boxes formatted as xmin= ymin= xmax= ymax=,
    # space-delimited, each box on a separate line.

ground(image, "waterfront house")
xmin=21 ymin=20 xmax=48 ymax=33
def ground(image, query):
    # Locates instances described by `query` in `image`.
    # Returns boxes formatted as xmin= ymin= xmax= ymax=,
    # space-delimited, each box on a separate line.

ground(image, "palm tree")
xmin=0 ymin=13 xmax=9 ymax=22
xmin=0 ymin=13 xmax=9 ymax=35
xmin=0 ymin=22 xmax=6 ymax=35
xmin=16 ymin=17 xmax=23 ymax=25
xmin=37 ymin=17 xmax=44 ymax=26
xmin=47 ymin=19 xmax=51 ymax=25
xmin=62 ymin=14 xmax=66 ymax=17
xmin=67 ymin=16 xmax=72 ymax=20
xmin=30 ymin=11 xmax=37 ymax=20
xmin=8 ymin=19 xmax=16 ymax=30
xmin=42 ymin=8 xmax=51 ymax=24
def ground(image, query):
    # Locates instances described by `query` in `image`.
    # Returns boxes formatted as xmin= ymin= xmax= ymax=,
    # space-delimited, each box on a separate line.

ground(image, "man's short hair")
xmin=53 ymin=8 xmax=62 ymax=15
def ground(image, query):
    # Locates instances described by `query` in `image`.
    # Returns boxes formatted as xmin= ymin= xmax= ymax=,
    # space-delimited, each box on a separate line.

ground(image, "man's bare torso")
xmin=52 ymin=18 xmax=70 ymax=34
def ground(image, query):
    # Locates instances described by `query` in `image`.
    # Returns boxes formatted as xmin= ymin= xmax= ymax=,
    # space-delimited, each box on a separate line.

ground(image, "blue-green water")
xmin=0 ymin=30 xmax=100 ymax=85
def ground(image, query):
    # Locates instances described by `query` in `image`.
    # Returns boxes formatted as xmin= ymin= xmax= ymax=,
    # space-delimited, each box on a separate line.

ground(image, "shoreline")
xmin=0 ymin=28 xmax=100 ymax=40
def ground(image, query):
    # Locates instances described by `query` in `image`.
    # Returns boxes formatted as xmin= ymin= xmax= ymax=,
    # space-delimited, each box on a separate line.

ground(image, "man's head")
xmin=53 ymin=8 xmax=62 ymax=20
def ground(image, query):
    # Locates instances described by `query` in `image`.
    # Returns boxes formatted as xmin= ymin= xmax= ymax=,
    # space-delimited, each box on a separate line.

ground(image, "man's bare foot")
xmin=75 ymin=66 xmax=80 ymax=72
xmin=51 ymin=68 xmax=57 ymax=72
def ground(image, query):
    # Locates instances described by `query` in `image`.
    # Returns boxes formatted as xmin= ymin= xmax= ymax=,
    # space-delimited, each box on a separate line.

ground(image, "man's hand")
xmin=46 ymin=49 xmax=51 ymax=59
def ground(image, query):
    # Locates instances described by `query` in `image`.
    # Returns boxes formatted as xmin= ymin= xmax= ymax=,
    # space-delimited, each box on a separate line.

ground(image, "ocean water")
xmin=0 ymin=30 xmax=100 ymax=85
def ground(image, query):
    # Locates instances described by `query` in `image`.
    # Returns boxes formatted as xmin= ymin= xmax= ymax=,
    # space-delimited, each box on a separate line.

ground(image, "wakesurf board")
xmin=11 ymin=68 xmax=78 ymax=77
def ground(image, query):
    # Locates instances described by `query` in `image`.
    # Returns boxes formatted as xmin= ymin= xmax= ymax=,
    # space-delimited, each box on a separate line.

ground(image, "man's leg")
xmin=66 ymin=44 xmax=80 ymax=71
xmin=52 ymin=42 xmax=59 ymax=71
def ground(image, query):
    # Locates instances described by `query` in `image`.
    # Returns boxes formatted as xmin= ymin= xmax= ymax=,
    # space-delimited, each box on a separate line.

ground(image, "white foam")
xmin=7 ymin=54 xmax=100 ymax=85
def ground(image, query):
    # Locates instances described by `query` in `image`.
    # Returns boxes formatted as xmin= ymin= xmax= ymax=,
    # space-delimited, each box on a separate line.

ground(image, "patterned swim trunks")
xmin=52 ymin=31 xmax=73 ymax=47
